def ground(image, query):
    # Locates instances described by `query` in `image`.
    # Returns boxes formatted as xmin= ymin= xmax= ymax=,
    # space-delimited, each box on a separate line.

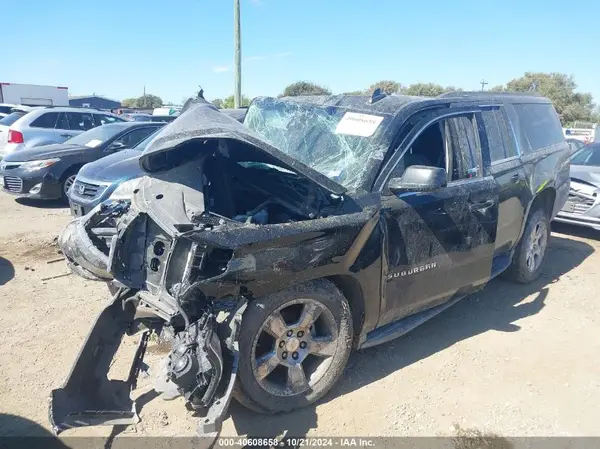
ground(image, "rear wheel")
xmin=505 ymin=208 xmax=550 ymax=284
xmin=234 ymin=280 xmax=353 ymax=413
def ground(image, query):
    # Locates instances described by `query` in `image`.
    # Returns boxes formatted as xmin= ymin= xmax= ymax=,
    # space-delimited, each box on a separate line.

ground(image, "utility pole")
xmin=233 ymin=0 xmax=242 ymax=108
xmin=480 ymin=79 xmax=488 ymax=91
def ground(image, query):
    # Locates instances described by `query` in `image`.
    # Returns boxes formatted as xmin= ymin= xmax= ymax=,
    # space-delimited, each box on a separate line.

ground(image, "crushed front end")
xmin=52 ymin=192 xmax=250 ymax=435
xmin=51 ymin=102 xmax=355 ymax=435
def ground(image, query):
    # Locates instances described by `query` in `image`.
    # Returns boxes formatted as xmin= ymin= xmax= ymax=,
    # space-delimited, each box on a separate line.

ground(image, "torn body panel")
xmin=54 ymin=115 xmax=385 ymax=435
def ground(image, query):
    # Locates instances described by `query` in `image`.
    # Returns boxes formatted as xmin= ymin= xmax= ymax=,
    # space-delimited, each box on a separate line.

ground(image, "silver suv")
xmin=0 ymin=107 xmax=124 ymax=159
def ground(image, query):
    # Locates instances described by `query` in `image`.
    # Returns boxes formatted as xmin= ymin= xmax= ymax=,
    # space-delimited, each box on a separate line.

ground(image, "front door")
xmin=378 ymin=111 xmax=499 ymax=326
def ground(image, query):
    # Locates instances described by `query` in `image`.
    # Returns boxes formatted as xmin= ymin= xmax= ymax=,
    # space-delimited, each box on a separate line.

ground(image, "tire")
xmin=60 ymin=169 xmax=78 ymax=203
xmin=234 ymin=279 xmax=353 ymax=413
xmin=504 ymin=208 xmax=550 ymax=284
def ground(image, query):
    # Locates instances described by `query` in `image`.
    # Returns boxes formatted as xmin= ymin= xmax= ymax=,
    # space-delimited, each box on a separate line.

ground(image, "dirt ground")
xmin=1 ymin=193 xmax=599 ymax=442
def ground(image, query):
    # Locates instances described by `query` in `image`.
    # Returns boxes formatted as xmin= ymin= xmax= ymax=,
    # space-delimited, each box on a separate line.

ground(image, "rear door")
xmin=27 ymin=111 xmax=69 ymax=144
xmin=65 ymin=111 xmax=96 ymax=140
xmin=378 ymin=110 xmax=498 ymax=326
xmin=478 ymin=107 xmax=530 ymax=275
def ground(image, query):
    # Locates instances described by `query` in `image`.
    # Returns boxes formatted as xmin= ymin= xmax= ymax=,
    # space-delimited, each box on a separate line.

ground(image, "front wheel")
xmin=234 ymin=280 xmax=353 ymax=413
xmin=505 ymin=208 xmax=550 ymax=284
xmin=61 ymin=172 xmax=77 ymax=203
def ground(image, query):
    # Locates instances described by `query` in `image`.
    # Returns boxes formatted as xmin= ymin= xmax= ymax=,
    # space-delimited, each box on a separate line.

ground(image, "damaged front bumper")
xmin=50 ymin=292 xmax=247 ymax=436
xmin=52 ymin=199 xmax=249 ymax=436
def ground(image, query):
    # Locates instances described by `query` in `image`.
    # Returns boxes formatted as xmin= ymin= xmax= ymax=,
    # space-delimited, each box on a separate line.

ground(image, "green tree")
xmin=121 ymin=97 xmax=137 ymax=108
xmin=281 ymin=81 xmax=331 ymax=97
xmin=489 ymin=85 xmax=505 ymax=92
xmin=343 ymin=90 xmax=367 ymax=95
xmin=135 ymin=94 xmax=163 ymax=108
xmin=402 ymin=83 xmax=456 ymax=97
xmin=502 ymin=72 xmax=596 ymax=124
xmin=368 ymin=80 xmax=401 ymax=94
xmin=221 ymin=95 xmax=251 ymax=108
xmin=211 ymin=98 xmax=224 ymax=109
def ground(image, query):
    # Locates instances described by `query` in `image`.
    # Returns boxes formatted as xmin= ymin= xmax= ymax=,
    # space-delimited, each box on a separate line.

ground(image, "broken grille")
xmin=563 ymin=193 xmax=596 ymax=215
xmin=3 ymin=176 xmax=23 ymax=193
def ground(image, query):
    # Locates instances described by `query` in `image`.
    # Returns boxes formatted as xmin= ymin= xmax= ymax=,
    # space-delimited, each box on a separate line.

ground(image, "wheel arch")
xmin=326 ymin=274 xmax=366 ymax=345
xmin=516 ymin=186 xmax=556 ymax=246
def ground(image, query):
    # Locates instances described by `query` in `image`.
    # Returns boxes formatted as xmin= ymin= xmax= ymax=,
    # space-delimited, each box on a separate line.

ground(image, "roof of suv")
xmin=11 ymin=107 xmax=122 ymax=127
xmin=277 ymin=91 xmax=552 ymax=117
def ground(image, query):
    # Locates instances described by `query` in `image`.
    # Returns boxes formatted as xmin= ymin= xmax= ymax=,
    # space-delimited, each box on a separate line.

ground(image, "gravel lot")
xmin=1 ymin=193 xmax=599 ymax=442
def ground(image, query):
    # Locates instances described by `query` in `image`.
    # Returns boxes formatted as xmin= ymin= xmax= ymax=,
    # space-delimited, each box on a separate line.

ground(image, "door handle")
xmin=60 ymin=133 xmax=73 ymax=138
xmin=510 ymin=173 xmax=522 ymax=183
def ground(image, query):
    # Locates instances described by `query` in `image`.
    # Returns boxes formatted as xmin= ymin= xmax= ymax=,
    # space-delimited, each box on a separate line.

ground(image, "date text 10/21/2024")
xmin=216 ymin=438 xmax=376 ymax=447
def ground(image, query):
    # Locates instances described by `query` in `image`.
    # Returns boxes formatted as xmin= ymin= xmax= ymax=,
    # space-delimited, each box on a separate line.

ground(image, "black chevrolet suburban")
xmin=51 ymin=92 xmax=570 ymax=435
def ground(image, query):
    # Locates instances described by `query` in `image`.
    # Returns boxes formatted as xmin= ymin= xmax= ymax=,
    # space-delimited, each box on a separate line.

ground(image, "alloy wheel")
xmin=63 ymin=175 xmax=76 ymax=197
xmin=251 ymin=298 xmax=338 ymax=397
xmin=525 ymin=220 xmax=548 ymax=272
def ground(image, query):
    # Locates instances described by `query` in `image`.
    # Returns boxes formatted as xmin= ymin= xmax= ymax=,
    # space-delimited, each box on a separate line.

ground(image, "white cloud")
xmin=212 ymin=65 xmax=230 ymax=73
xmin=272 ymin=52 xmax=292 ymax=58
xmin=244 ymin=55 xmax=267 ymax=63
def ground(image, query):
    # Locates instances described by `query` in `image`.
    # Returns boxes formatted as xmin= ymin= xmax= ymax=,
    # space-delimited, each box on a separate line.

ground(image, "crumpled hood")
xmin=78 ymin=149 xmax=142 ymax=182
xmin=139 ymin=103 xmax=346 ymax=195
xmin=570 ymin=165 xmax=600 ymax=187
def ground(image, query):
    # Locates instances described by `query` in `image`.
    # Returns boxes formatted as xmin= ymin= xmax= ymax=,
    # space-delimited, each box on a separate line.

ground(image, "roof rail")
xmin=437 ymin=90 xmax=543 ymax=98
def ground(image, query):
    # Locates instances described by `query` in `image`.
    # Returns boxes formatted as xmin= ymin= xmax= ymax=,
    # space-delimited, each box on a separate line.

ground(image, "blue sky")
xmin=2 ymin=0 xmax=600 ymax=104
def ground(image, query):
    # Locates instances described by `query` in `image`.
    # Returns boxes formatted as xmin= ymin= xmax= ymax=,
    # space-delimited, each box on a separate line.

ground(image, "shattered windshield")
xmin=244 ymin=97 xmax=392 ymax=191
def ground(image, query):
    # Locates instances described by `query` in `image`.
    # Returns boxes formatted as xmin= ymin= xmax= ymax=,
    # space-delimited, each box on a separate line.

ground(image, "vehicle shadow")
xmin=15 ymin=198 xmax=66 ymax=209
xmin=0 ymin=257 xmax=15 ymax=286
xmin=0 ymin=413 xmax=70 ymax=448
xmin=229 ymin=234 xmax=594 ymax=441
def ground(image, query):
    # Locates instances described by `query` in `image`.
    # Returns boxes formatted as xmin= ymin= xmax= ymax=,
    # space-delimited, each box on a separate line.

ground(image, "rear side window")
xmin=0 ymin=106 xmax=13 ymax=114
xmin=66 ymin=112 xmax=96 ymax=131
xmin=30 ymin=112 xmax=60 ymax=129
xmin=114 ymin=127 xmax=158 ymax=148
xmin=480 ymin=108 xmax=519 ymax=162
xmin=94 ymin=114 xmax=120 ymax=125
xmin=512 ymin=103 xmax=564 ymax=152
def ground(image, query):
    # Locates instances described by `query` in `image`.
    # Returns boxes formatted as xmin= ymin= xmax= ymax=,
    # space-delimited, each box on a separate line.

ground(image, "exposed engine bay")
xmin=51 ymin=129 xmax=353 ymax=436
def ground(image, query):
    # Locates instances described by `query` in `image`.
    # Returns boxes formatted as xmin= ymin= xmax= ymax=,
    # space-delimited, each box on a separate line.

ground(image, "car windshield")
xmin=133 ymin=129 xmax=160 ymax=151
xmin=243 ymin=97 xmax=392 ymax=191
xmin=65 ymin=124 xmax=126 ymax=148
xmin=570 ymin=144 xmax=600 ymax=166
xmin=0 ymin=111 xmax=26 ymax=126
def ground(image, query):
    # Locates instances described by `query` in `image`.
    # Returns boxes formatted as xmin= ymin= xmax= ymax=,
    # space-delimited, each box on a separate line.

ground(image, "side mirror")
xmin=388 ymin=165 xmax=447 ymax=194
xmin=107 ymin=141 xmax=126 ymax=152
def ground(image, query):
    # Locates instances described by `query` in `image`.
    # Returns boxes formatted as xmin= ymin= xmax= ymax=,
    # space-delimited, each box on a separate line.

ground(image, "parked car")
xmin=554 ymin=142 xmax=600 ymax=230
xmin=130 ymin=113 xmax=177 ymax=123
xmin=68 ymin=108 xmax=247 ymax=217
xmin=566 ymin=137 xmax=585 ymax=155
xmin=0 ymin=121 xmax=164 ymax=202
xmin=0 ymin=103 xmax=33 ymax=119
xmin=0 ymin=106 xmax=124 ymax=160
xmin=53 ymin=91 xmax=569 ymax=435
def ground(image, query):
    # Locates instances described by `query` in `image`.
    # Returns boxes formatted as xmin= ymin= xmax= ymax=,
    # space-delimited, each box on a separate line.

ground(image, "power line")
xmin=480 ymin=79 xmax=488 ymax=91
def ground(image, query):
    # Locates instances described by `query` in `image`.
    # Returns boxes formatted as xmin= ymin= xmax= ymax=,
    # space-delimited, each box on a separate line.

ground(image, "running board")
xmin=360 ymin=295 xmax=465 ymax=349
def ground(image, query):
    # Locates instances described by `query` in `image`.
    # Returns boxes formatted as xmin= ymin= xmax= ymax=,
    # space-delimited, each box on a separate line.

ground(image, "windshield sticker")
xmin=85 ymin=139 xmax=103 ymax=148
xmin=335 ymin=112 xmax=384 ymax=137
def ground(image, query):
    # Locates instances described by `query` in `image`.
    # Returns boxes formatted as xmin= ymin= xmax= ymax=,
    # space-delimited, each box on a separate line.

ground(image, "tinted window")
xmin=151 ymin=116 xmax=177 ymax=122
xmin=513 ymin=103 xmax=564 ymax=152
xmin=570 ymin=144 xmax=600 ymax=166
xmin=66 ymin=112 xmax=96 ymax=131
xmin=30 ymin=112 xmax=60 ymax=129
xmin=0 ymin=112 xmax=26 ymax=126
xmin=481 ymin=109 xmax=519 ymax=162
xmin=114 ymin=127 xmax=157 ymax=148
xmin=55 ymin=113 xmax=69 ymax=130
xmin=95 ymin=114 xmax=120 ymax=126
xmin=0 ymin=106 xmax=13 ymax=114
xmin=133 ymin=128 xmax=161 ymax=151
